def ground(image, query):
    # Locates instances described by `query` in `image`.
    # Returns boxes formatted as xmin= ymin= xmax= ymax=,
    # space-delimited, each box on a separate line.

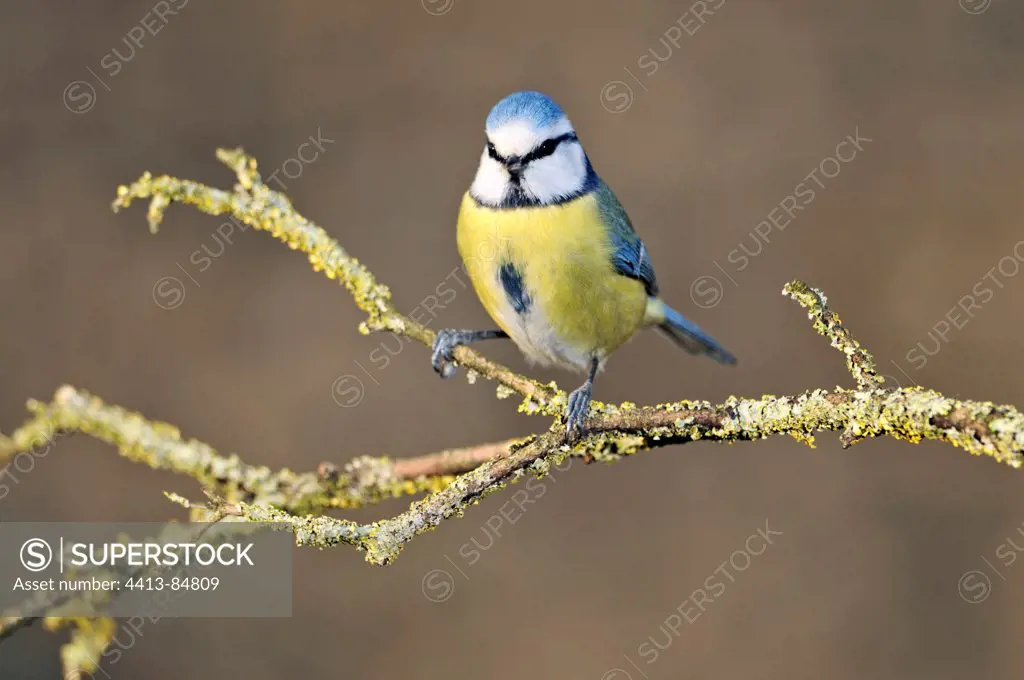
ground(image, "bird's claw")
xmin=431 ymin=329 xmax=463 ymax=379
xmin=564 ymin=383 xmax=593 ymax=440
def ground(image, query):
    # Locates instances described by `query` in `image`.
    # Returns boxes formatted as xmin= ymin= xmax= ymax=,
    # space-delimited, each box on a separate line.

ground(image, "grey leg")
xmin=565 ymin=356 xmax=600 ymax=438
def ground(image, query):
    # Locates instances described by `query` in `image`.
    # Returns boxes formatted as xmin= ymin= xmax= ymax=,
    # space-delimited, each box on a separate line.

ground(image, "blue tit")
xmin=431 ymin=90 xmax=736 ymax=435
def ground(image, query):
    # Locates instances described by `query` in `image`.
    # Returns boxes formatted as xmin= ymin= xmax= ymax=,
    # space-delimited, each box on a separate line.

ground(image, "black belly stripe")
xmin=498 ymin=261 xmax=531 ymax=315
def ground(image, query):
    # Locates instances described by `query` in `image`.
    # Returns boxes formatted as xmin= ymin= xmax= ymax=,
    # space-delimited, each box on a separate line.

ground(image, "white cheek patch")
xmin=520 ymin=143 xmax=587 ymax=203
xmin=470 ymin=152 xmax=510 ymax=205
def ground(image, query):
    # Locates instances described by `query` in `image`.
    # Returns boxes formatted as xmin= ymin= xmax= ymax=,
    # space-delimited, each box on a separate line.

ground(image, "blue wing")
xmin=594 ymin=182 xmax=659 ymax=296
xmin=594 ymin=181 xmax=737 ymax=365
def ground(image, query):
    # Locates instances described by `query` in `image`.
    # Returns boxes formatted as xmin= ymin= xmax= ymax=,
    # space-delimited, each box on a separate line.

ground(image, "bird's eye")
xmin=486 ymin=141 xmax=501 ymax=161
xmin=537 ymin=139 xmax=558 ymax=157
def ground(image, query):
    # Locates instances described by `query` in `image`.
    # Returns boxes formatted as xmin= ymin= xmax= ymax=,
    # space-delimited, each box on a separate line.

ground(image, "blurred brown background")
xmin=2 ymin=0 xmax=1024 ymax=677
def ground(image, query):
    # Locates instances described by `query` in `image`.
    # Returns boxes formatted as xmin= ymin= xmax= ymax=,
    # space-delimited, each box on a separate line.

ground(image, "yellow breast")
xmin=456 ymin=191 xmax=647 ymax=370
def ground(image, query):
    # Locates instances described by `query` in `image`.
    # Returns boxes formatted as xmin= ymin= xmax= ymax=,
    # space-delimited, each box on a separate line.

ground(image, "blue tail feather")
xmin=658 ymin=304 xmax=736 ymax=365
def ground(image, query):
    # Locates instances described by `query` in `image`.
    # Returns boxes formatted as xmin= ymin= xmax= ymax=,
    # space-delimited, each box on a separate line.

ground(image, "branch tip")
xmin=783 ymin=280 xmax=885 ymax=390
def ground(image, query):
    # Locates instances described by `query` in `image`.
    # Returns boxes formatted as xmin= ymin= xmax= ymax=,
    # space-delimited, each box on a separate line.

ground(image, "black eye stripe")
xmin=522 ymin=132 xmax=577 ymax=164
xmin=485 ymin=132 xmax=578 ymax=166
xmin=486 ymin=141 xmax=503 ymax=163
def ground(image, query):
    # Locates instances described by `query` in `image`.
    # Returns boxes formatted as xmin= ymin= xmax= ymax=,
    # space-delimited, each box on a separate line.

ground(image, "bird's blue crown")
xmin=485 ymin=91 xmax=566 ymax=132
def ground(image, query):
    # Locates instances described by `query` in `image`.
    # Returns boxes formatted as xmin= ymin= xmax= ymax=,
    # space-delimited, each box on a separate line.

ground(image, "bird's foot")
xmin=564 ymin=382 xmax=593 ymax=440
xmin=431 ymin=329 xmax=471 ymax=379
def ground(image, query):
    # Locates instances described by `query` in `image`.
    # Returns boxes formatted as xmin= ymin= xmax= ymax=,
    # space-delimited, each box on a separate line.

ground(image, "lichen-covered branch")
xmin=12 ymin=375 xmax=1019 ymax=568
xmin=0 ymin=387 xmax=521 ymax=513
xmin=111 ymin=149 xmax=559 ymax=413
xmin=205 ymin=380 xmax=1024 ymax=565
xmin=49 ymin=617 xmax=117 ymax=680
xmin=783 ymin=280 xmax=885 ymax=390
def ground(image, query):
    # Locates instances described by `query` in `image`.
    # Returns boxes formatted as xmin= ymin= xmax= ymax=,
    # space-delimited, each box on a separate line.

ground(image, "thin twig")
xmin=783 ymin=280 xmax=885 ymax=390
